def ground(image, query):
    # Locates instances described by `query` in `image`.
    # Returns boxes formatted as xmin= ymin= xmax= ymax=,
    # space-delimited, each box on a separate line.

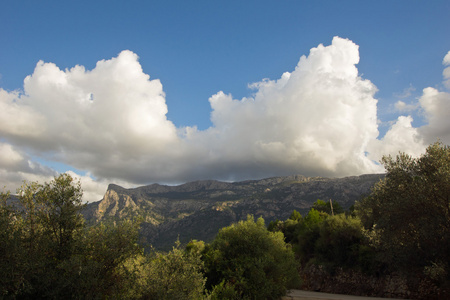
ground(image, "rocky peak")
xmin=82 ymin=174 xmax=384 ymax=250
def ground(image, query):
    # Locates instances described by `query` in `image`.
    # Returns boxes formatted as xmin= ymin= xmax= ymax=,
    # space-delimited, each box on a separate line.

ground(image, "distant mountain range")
xmin=82 ymin=174 xmax=384 ymax=251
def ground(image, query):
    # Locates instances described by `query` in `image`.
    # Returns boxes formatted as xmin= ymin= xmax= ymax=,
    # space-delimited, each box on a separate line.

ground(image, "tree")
xmin=68 ymin=219 xmax=144 ymax=299
xmin=0 ymin=191 xmax=27 ymax=297
xmin=35 ymin=173 xmax=85 ymax=260
xmin=289 ymin=209 xmax=302 ymax=221
xmin=1 ymin=175 xmax=144 ymax=299
xmin=203 ymin=215 xmax=300 ymax=299
xmin=268 ymin=210 xmax=303 ymax=243
xmin=311 ymin=199 xmax=343 ymax=215
xmin=142 ymin=241 xmax=206 ymax=300
xmin=293 ymin=208 xmax=328 ymax=264
xmin=314 ymin=214 xmax=368 ymax=271
xmin=0 ymin=175 xmax=86 ymax=298
xmin=356 ymin=142 xmax=450 ymax=274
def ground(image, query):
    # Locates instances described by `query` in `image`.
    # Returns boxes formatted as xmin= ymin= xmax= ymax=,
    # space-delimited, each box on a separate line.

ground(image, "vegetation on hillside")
xmin=1 ymin=142 xmax=448 ymax=299
xmin=267 ymin=142 xmax=450 ymax=297
xmin=202 ymin=215 xmax=300 ymax=299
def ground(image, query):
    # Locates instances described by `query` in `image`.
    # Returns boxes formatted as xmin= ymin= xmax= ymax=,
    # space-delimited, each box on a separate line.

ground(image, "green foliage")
xmin=270 ymin=208 xmax=329 ymax=261
xmin=268 ymin=217 xmax=303 ymax=244
xmin=268 ymin=210 xmax=305 ymax=243
xmin=289 ymin=209 xmax=302 ymax=221
xmin=311 ymin=199 xmax=343 ymax=215
xmin=293 ymin=208 xmax=328 ymax=264
xmin=0 ymin=175 xmax=87 ymax=298
xmin=304 ymin=208 xmax=328 ymax=227
xmin=203 ymin=215 xmax=300 ymax=299
xmin=142 ymin=242 xmax=206 ymax=300
xmin=75 ymin=219 xmax=143 ymax=299
xmin=208 ymin=280 xmax=241 ymax=300
xmin=278 ymin=207 xmax=376 ymax=274
xmin=314 ymin=214 xmax=370 ymax=271
xmin=0 ymin=175 xmax=144 ymax=299
xmin=280 ymin=218 xmax=302 ymax=244
xmin=356 ymin=142 xmax=450 ymax=274
xmin=0 ymin=190 xmax=27 ymax=298
xmin=185 ymin=239 xmax=206 ymax=254
xmin=267 ymin=218 xmax=280 ymax=232
xmin=35 ymin=174 xmax=85 ymax=259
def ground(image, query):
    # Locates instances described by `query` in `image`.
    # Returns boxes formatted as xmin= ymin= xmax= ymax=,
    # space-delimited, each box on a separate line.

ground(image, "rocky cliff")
xmin=82 ymin=174 xmax=384 ymax=250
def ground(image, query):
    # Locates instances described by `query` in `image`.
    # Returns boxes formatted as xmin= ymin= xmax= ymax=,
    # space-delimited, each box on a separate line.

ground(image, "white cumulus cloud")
xmin=1 ymin=37 xmax=449 ymax=202
xmin=418 ymin=87 xmax=450 ymax=144
xmin=196 ymin=37 xmax=382 ymax=179
xmin=367 ymin=116 xmax=426 ymax=161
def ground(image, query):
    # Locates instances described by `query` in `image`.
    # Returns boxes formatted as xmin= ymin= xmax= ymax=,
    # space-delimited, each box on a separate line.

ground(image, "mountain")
xmin=82 ymin=174 xmax=384 ymax=251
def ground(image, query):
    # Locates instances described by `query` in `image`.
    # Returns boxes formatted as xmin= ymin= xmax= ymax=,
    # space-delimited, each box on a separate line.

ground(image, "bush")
xmin=293 ymin=208 xmax=328 ymax=263
xmin=356 ymin=142 xmax=450 ymax=273
xmin=0 ymin=175 xmax=145 ymax=299
xmin=311 ymin=199 xmax=343 ymax=215
xmin=203 ymin=215 xmax=300 ymax=299
xmin=142 ymin=242 xmax=206 ymax=300
xmin=314 ymin=214 xmax=369 ymax=271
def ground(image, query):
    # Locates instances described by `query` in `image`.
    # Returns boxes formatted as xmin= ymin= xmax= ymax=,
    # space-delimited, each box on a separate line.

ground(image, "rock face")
xmin=82 ymin=174 xmax=384 ymax=250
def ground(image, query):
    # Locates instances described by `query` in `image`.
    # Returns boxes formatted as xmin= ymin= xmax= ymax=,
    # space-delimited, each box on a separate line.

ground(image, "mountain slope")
xmin=82 ymin=174 xmax=383 ymax=250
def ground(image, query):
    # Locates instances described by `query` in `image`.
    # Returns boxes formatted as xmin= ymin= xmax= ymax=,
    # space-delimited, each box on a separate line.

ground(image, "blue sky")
xmin=1 ymin=1 xmax=449 ymax=201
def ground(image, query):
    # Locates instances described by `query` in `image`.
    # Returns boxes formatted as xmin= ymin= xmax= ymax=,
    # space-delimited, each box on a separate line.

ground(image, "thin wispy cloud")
xmin=394 ymin=100 xmax=418 ymax=113
xmin=443 ymin=51 xmax=450 ymax=89
xmin=394 ymin=84 xmax=416 ymax=99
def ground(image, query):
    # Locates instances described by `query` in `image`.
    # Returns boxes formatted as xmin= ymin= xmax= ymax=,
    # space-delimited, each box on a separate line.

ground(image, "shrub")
xmin=142 ymin=242 xmax=206 ymax=300
xmin=203 ymin=215 xmax=300 ymax=299
xmin=356 ymin=142 xmax=450 ymax=273
xmin=314 ymin=214 xmax=368 ymax=271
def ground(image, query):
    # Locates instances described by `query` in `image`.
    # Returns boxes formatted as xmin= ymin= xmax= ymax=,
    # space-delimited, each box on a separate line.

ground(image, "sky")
xmin=1 ymin=1 xmax=449 ymax=202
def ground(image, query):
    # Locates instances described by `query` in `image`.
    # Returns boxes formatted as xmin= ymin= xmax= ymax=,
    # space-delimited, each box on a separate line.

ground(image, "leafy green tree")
xmin=16 ymin=175 xmax=85 ymax=298
xmin=311 ymin=199 xmax=343 ymax=215
xmin=142 ymin=241 xmax=206 ymax=300
xmin=268 ymin=212 xmax=303 ymax=244
xmin=26 ymin=175 xmax=87 ymax=298
xmin=303 ymin=208 xmax=328 ymax=227
xmin=356 ymin=142 xmax=450 ymax=275
xmin=65 ymin=219 xmax=144 ymax=299
xmin=203 ymin=215 xmax=300 ymax=299
xmin=293 ymin=208 xmax=328 ymax=264
xmin=314 ymin=214 xmax=369 ymax=271
xmin=185 ymin=239 xmax=206 ymax=255
xmin=1 ymin=175 xmax=145 ymax=299
xmin=279 ymin=218 xmax=302 ymax=244
xmin=0 ymin=191 xmax=28 ymax=298
xmin=208 ymin=280 xmax=241 ymax=300
xmin=35 ymin=173 xmax=85 ymax=260
xmin=289 ymin=209 xmax=302 ymax=221
xmin=0 ymin=175 xmax=85 ymax=298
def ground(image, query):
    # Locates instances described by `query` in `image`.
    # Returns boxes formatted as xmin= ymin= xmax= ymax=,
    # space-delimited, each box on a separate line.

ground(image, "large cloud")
xmin=1 ymin=37 xmax=449 ymax=202
xmin=192 ymin=37 xmax=381 ymax=179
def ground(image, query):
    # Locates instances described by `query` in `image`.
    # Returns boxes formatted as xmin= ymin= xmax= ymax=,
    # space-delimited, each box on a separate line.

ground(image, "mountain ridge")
xmin=83 ymin=174 xmax=384 ymax=250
